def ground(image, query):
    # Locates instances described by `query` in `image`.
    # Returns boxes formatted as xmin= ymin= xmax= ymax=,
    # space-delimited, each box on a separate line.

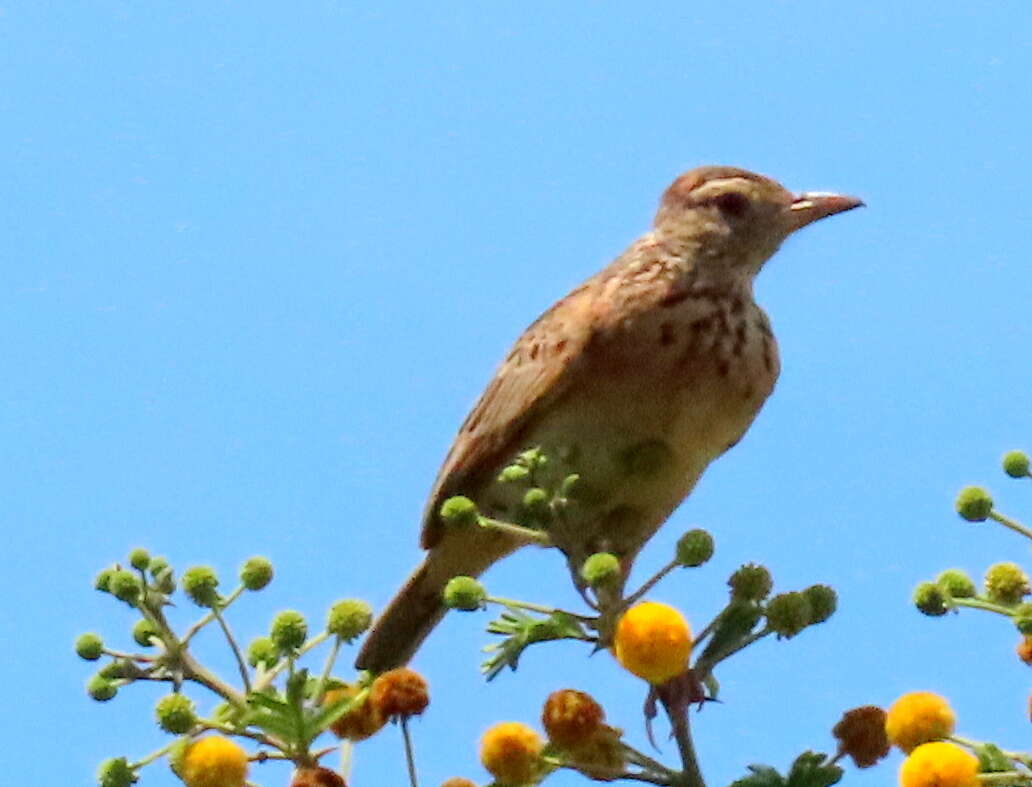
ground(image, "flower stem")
xmin=401 ymin=716 xmax=419 ymax=787
xmin=212 ymin=605 xmax=251 ymax=693
xmin=660 ymin=694 xmax=704 ymax=787
xmin=951 ymin=735 xmax=1032 ymax=769
xmin=130 ymin=740 xmax=178 ymax=769
xmin=253 ymin=631 xmax=331 ymax=691
xmin=980 ymin=772 xmax=1032 ymax=785
xmin=315 ymin=636 xmax=342 ymax=703
xmin=485 ymin=595 xmax=595 ymax=622
xmin=182 ymin=585 xmax=246 ymax=645
xmin=989 ymin=510 xmax=1032 ymax=541
xmin=478 ymin=516 xmax=552 ymax=545
xmin=625 ymin=560 xmax=679 ymax=606
xmin=950 ymin=597 xmax=1015 ymax=617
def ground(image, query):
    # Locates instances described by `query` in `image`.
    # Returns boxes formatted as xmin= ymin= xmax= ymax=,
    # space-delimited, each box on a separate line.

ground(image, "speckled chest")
xmin=481 ymin=285 xmax=780 ymax=560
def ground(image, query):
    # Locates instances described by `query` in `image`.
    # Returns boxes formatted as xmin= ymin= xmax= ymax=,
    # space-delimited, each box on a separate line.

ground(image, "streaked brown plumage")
xmin=356 ymin=166 xmax=861 ymax=672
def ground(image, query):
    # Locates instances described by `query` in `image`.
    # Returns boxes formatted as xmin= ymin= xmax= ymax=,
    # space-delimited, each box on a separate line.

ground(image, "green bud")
xmin=913 ymin=581 xmax=949 ymax=616
xmin=132 ymin=619 xmax=160 ymax=648
xmin=270 ymin=610 xmax=308 ymax=652
xmin=100 ymin=659 xmax=134 ymax=680
xmin=246 ymin=636 xmax=278 ymax=668
xmin=152 ymin=563 xmax=176 ymax=594
xmin=96 ymin=757 xmax=137 ymax=787
xmin=240 ymin=556 xmax=274 ymax=591
xmin=579 ymin=553 xmax=621 ymax=589
xmin=498 ymin=464 xmax=531 ymax=483
xmin=181 ymin=566 xmax=220 ymax=607
xmin=955 ymin=486 xmax=993 ymax=522
xmin=675 ymin=529 xmax=714 ymax=567
xmin=154 ymin=693 xmax=197 ymax=734
xmin=128 ymin=548 xmax=150 ymax=571
xmin=148 ymin=556 xmax=170 ymax=577
xmin=1003 ymin=450 xmax=1031 ymax=479
xmin=1014 ymin=603 xmax=1032 ymax=635
xmin=985 ymin=562 xmax=1030 ymax=605
xmin=440 ymin=496 xmax=479 ymax=528
xmin=326 ymin=599 xmax=373 ymax=640
xmin=936 ymin=568 xmax=976 ymax=599
xmin=729 ymin=563 xmax=773 ymax=602
xmin=518 ymin=447 xmax=547 ymax=469
xmin=87 ymin=674 xmax=118 ymax=702
xmin=802 ymin=584 xmax=837 ymax=624
xmin=442 ymin=576 xmax=486 ymax=611
xmin=522 ymin=487 xmax=549 ymax=516
xmin=76 ymin=633 xmax=104 ymax=661
xmin=94 ymin=568 xmax=116 ymax=593
xmin=109 ymin=570 xmax=141 ymax=604
xmin=765 ymin=591 xmax=812 ymax=639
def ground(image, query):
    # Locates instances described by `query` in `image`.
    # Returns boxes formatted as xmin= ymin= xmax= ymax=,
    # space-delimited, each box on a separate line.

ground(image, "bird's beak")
xmin=786 ymin=191 xmax=864 ymax=232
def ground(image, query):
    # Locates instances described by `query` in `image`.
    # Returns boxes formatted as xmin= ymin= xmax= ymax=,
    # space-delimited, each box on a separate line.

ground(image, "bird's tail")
xmin=355 ymin=528 xmax=518 ymax=673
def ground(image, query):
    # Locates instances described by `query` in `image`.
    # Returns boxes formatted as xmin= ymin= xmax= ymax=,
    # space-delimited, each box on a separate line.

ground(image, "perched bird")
xmin=356 ymin=166 xmax=862 ymax=673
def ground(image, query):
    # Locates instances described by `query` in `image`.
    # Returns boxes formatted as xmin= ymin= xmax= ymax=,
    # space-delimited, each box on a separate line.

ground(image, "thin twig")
xmin=252 ymin=631 xmax=331 ymax=692
xmin=401 ymin=717 xmax=419 ymax=787
xmin=950 ymin=597 xmax=1017 ymax=617
xmin=478 ymin=516 xmax=553 ymax=545
xmin=213 ymin=606 xmax=252 ymax=693
xmin=661 ymin=695 xmax=705 ymax=787
xmin=182 ymin=586 xmax=246 ymax=645
xmin=314 ymin=636 xmax=342 ymax=703
xmin=625 ymin=560 xmax=679 ymax=606
xmin=989 ymin=510 xmax=1032 ymax=541
xmin=485 ymin=595 xmax=596 ymax=622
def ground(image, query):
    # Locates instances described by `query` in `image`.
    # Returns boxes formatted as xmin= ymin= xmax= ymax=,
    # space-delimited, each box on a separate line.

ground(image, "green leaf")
xmin=247 ymin=691 xmax=289 ymax=713
xmin=729 ymin=764 xmax=786 ymax=787
xmin=976 ymin=743 xmax=1014 ymax=773
xmin=784 ymin=751 xmax=842 ymax=787
xmin=481 ymin=607 xmax=592 ymax=680
xmin=247 ymin=709 xmax=300 ymax=740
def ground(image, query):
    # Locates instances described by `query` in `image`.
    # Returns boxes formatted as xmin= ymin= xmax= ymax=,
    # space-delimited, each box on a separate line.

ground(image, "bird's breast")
xmin=479 ymin=294 xmax=779 ymax=562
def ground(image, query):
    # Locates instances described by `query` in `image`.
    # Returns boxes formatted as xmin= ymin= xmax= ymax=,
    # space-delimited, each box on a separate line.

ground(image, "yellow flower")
xmin=899 ymin=742 xmax=979 ymax=787
xmin=480 ymin=721 xmax=544 ymax=784
xmin=885 ymin=692 xmax=956 ymax=753
xmin=180 ymin=736 xmax=248 ymax=787
xmin=613 ymin=601 xmax=692 ymax=684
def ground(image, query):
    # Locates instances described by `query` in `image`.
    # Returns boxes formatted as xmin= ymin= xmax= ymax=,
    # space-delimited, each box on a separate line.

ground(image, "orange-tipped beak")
xmin=787 ymin=191 xmax=864 ymax=232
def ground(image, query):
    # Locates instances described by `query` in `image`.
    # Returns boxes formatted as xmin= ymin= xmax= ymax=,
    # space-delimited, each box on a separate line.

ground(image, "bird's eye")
xmin=710 ymin=192 xmax=749 ymax=218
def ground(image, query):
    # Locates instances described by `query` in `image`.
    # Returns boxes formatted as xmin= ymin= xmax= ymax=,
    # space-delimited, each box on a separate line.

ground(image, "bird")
xmin=356 ymin=166 xmax=862 ymax=673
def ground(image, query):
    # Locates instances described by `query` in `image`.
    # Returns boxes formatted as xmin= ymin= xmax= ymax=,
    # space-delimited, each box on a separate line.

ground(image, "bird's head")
xmin=654 ymin=166 xmax=863 ymax=279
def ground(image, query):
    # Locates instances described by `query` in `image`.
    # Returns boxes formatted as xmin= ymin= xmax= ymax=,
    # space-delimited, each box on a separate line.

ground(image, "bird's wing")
xmin=419 ymin=280 xmax=603 ymax=548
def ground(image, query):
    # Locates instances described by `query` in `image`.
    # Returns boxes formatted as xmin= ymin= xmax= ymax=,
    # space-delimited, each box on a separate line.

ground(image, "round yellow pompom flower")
xmin=885 ymin=692 xmax=956 ymax=753
xmin=899 ymin=742 xmax=979 ymax=787
xmin=480 ymin=721 xmax=544 ymax=784
xmin=180 ymin=735 xmax=248 ymax=787
xmin=613 ymin=601 xmax=692 ymax=684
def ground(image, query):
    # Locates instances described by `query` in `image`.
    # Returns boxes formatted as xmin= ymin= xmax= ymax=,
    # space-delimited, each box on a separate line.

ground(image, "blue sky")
xmin=3 ymin=3 xmax=1031 ymax=785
